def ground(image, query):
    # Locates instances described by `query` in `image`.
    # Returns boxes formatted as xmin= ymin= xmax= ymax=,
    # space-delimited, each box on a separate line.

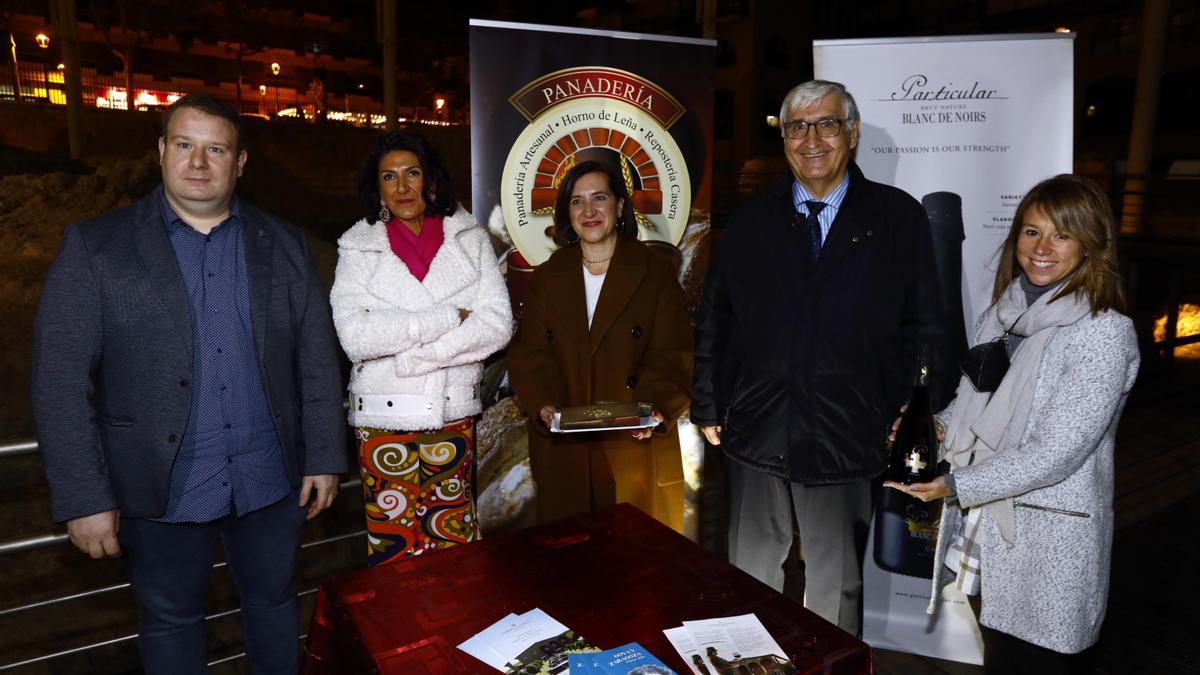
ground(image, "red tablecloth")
xmin=304 ymin=504 xmax=871 ymax=674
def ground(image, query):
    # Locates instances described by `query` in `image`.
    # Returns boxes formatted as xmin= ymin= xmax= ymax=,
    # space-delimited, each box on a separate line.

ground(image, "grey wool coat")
xmin=929 ymin=308 xmax=1139 ymax=654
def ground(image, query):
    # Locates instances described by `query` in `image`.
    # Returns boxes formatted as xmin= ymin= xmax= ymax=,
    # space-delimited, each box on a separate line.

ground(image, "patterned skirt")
xmin=356 ymin=417 xmax=480 ymax=566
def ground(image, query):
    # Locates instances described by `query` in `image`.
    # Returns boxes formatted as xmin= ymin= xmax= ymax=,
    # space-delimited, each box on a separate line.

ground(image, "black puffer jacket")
xmin=692 ymin=163 xmax=947 ymax=484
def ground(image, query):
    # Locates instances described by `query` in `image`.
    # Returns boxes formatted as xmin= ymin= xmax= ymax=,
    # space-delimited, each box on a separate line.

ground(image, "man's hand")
xmin=700 ymin=425 xmax=722 ymax=446
xmin=887 ymin=404 xmax=945 ymax=445
xmin=67 ymin=510 xmax=121 ymax=559
xmin=299 ymin=474 xmax=339 ymax=520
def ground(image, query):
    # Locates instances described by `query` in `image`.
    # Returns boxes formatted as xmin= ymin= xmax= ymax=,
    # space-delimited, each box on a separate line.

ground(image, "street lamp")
xmin=36 ymin=33 xmax=50 ymax=48
xmin=269 ymin=63 xmax=281 ymax=114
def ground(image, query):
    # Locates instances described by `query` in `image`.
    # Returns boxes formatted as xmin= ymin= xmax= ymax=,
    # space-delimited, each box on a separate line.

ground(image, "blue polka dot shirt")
xmin=154 ymin=187 xmax=291 ymax=523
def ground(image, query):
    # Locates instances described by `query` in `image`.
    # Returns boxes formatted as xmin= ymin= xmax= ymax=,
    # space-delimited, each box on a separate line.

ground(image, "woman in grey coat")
xmin=887 ymin=174 xmax=1139 ymax=673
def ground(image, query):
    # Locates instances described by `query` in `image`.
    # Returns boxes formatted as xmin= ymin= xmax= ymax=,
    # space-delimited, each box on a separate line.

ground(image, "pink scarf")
xmin=385 ymin=214 xmax=444 ymax=281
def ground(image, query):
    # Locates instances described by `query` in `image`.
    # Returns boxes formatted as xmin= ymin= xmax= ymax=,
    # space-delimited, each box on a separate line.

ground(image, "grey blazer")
xmin=32 ymin=190 xmax=348 ymax=523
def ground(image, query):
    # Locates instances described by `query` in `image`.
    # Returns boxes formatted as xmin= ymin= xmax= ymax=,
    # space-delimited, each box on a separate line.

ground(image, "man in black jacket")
xmin=692 ymin=80 xmax=945 ymax=635
xmin=32 ymin=94 xmax=347 ymax=672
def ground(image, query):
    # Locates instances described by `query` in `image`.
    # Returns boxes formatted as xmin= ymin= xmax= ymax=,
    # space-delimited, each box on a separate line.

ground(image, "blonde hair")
xmin=992 ymin=174 xmax=1125 ymax=315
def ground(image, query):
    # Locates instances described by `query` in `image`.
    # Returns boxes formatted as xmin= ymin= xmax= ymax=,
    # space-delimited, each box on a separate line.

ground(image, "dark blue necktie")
xmin=804 ymin=200 xmax=827 ymax=259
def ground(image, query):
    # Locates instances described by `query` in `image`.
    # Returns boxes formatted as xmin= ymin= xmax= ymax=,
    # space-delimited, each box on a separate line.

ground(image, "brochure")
xmin=664 ymin=614 xmax=795 ymax=675
xmin=457 ymin=608 xmax=599 ymax=673
xmin=568 ymin=642 xmax=676 ymax=674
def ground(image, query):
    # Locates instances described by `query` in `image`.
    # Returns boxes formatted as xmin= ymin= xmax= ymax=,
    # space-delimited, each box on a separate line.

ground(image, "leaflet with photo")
xmin=664 ymin=614 xmax=795 ymax=675
xmin=457 ymin=608 xmax=599 ymax=673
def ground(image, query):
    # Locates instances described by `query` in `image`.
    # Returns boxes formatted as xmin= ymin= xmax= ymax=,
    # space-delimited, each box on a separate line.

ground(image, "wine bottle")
xmin=873 ymin=357 xmax=941 ymax=578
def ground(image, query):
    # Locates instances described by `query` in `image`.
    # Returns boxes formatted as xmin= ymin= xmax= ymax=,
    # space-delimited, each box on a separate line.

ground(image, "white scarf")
xmin=941 ymin=279 xmax=1091 ymax=545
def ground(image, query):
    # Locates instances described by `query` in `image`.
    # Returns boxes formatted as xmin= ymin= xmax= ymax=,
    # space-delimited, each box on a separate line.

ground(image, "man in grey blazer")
xmin=31 ymin=94 xmax=347 ymax=674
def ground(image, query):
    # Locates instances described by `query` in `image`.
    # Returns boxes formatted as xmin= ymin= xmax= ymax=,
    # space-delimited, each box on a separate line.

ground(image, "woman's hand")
xmin=538 ymin=405 xmax=558 ymax=429
xmin=884 ymin=476 xmax=951 ymax=502
xmin=887 ymin=404 xmax=945 ymax=445
xmin=631 ymin=409 xmax=665 ymax=440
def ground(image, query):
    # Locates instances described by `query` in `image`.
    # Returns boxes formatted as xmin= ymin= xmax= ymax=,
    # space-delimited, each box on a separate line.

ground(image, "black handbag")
xmin=962 ymin=310 xmax=1029 ymax=392
xmin=961 ymin=335 xmax=1010 ymax=393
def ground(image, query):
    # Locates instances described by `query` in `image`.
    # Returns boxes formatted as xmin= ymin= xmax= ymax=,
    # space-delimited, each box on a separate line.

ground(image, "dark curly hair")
xmin=358 ymin=131 xmax=457 ymax=223
xmin=551 ymin=160 xmax=638 ymax=247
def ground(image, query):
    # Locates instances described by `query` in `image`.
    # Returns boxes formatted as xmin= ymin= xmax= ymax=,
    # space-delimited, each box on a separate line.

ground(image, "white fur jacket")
xmin=330 ymin=207 xmax=512 ymax=431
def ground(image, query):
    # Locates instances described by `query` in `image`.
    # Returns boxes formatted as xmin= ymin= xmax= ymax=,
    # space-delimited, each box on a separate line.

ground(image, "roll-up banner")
xmin=469 ymin=19 xmax=715 ymax=270
xmin=468 ymin=20 xmax=715 ymax=539
xmin=814 ymin=34 xmax=1074 ymax=664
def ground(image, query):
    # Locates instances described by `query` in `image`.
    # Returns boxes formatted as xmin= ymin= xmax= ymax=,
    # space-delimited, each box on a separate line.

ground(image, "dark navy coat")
xmin=691 ymin=163 xmax=947 ymax=484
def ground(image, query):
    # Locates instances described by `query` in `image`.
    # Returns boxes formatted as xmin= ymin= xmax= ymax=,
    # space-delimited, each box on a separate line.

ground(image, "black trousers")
xmin=968 ymin=594 xmax=1098 ymax=674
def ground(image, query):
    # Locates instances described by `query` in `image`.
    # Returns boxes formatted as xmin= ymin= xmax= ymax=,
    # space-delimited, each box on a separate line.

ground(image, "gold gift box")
xmin=557 ymin=402 xmax=652 ymax=431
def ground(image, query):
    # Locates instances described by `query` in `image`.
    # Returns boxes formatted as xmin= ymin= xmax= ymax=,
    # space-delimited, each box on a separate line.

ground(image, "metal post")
xmin=54 ymin=0 xmax=84 ymax=160
xmin=1120 ymin=0 xmax=1170 ymax=235
xmin=379 ymin=0 xmax=397 ymax=130
xmin=700 ymin=0 xmax=716 ymax=40
xmin=7 ymin=33 xmax=20 ymax=99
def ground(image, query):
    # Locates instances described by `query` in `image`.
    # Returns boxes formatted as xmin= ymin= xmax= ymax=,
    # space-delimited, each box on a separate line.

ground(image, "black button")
xmin=631 ymin=326 xmax=643 ymax=338
xmin=180 ymin=379 xmax=189 ymax=388
xmin=224 ymin=423 xmax=232 ymax=429
xmin=216 ymin=348 xmax=223 ymax=354
xmin=625 ymin=376 xmax=637 ymax=389
xmin=851 ymin=235 xmax=860 ymax=243
xmin=207 ymin=272 xmax=214 ymax=278
xmin=546 ymin=328 xmax=554 ymax=340
xmin=205 ymin=236 xmax=211 ymax=243
xmin=167 ymin=433 xmax=177 ymax=443
xmin=221 ymin=482 xmax=228 ymax=487
xmin=386 ymin=400 xmax=393 ymax=407
xmin=227 ymin=457 xmax=233 ymax=464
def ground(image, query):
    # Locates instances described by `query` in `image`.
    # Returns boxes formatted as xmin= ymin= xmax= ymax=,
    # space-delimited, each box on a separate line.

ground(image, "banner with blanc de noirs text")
xmin=815 ymin=33 xmax=1074 ymax=665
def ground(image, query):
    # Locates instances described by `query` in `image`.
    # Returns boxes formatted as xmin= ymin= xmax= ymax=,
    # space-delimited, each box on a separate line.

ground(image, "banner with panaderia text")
xmin=468 ymin=19 xmax=715 ymax=542
xmin=469 ymin=19 xmax=714 ymax=271
xmin=815 ymin=33 xmax=1074 ymax=664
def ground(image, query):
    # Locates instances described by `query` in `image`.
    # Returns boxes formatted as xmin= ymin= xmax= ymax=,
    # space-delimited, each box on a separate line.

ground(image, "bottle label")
xmin=905 ymin=446 xmax=929 ymax=475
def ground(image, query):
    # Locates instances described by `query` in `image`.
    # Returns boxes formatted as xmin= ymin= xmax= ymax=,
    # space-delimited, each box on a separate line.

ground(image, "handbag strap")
xmin=999 ymin=308 xmax=1029 ymax=342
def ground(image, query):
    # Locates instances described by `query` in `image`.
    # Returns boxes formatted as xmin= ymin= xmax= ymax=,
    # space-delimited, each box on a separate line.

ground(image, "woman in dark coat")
xmin=507 ymin=161 xmax=692 ymax=532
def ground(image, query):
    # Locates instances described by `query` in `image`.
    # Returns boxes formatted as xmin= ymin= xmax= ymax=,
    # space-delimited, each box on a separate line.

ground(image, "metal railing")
xmin=0 ymin=437 xmax=365 ymax=671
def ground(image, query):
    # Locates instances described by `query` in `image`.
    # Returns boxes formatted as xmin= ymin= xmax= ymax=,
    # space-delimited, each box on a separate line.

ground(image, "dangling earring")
xmin=378 ymin=201 xmax=391 ymax=224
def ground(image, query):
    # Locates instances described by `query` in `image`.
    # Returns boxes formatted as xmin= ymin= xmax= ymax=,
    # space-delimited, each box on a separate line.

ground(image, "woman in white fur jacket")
xmin=331 ymin=132 xmax=511 ymax=565
xmin=887 ymin=175 xmax=1139 ymax=674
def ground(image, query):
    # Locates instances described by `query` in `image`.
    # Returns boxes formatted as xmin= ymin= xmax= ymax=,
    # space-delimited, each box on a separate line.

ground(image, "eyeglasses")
xmin=781 ymin=118 xmax=850 ymax=140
